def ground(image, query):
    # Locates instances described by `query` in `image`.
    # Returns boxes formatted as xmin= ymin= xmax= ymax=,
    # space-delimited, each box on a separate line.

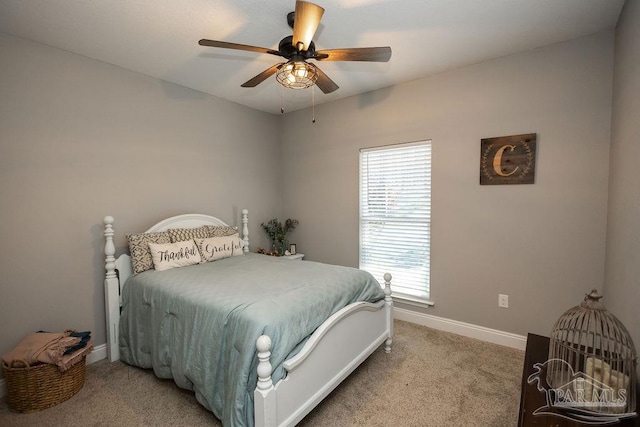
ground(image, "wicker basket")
xmin=2 ymin=357 xmax=86 ymax=413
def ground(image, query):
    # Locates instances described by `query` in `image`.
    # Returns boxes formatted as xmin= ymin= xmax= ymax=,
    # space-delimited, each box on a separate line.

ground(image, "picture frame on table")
xmin=289 ymin=244 xmax=297 ymax=255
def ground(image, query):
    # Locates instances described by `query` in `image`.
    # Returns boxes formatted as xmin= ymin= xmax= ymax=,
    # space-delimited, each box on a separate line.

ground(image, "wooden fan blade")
xmin=314 ymin=66 xmax=339 ymax=94
xmin=199 ymin=39 xmax=283 ymax=57
xmin=292 ymin=1 xmax=324 ymax=51
xmin=241 ymin=63 xmax=285 ymax=87
xmin=314 ymin=47 xmax=392 ymax=62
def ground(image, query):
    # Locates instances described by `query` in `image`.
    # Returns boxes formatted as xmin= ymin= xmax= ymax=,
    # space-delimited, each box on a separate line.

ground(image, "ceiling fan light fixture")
xmin=199 ymin=0 xmax=390 ymax=96
xmin=276 ymin=61 xmax=318 ymax=89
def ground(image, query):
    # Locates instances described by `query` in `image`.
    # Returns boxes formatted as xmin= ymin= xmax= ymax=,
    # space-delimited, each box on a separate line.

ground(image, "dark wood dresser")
xmin=518 ymin=333 xmax=639 ymax=427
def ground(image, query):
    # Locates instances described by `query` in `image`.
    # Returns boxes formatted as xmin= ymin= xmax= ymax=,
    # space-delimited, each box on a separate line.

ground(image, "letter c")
xmin=493 ymin=144 xmax=519 ymax=177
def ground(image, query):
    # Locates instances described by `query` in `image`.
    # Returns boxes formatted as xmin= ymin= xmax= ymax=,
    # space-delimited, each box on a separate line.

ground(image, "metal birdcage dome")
xmin=547 ymin=289 xmax=637 ymax=417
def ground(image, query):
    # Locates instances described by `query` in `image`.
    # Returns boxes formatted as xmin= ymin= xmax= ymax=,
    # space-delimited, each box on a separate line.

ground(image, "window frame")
xmin=359 ymin=140 xmax=434 ymax=306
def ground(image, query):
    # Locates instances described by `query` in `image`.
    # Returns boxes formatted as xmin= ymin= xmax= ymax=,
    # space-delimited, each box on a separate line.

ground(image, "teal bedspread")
xmin=119 ymin=253 xmax=384 ymax=427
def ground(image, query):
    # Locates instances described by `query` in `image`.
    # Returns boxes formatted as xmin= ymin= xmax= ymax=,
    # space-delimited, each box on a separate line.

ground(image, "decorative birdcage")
xmin=547 ymin=289 xmax=637 ymax=417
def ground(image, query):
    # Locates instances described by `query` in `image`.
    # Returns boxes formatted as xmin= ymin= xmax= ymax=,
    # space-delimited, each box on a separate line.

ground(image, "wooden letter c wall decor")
xmin=480 ymin=133 xmax=536 ymax=185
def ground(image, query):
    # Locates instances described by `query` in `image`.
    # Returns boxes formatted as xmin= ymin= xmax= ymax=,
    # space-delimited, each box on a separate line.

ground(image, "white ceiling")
xmin=0 ymin=0 xmax=625 ymax=114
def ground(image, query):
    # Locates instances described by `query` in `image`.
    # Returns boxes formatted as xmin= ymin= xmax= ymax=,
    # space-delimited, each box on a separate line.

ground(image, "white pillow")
xmin=195 ymin=235 xmax=236 ymax=262
xmin=148 ymin=240 xmax=202 ymax=271
xmin=231 ymin=235 xmax=245 ymax=256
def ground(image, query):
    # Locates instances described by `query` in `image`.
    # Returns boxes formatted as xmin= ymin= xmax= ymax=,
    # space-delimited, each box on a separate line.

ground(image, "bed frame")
xmin=103 ymin=210 xmax=393 ymax=427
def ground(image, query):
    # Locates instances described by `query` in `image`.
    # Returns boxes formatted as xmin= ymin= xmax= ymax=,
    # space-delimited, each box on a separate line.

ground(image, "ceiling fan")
xmin=198 ymin=0 xmax=392 ymax=94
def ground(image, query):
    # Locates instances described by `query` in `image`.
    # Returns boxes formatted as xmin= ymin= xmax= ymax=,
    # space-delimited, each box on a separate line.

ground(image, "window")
xmin=359 ymin=141 xmax=431 ymax=300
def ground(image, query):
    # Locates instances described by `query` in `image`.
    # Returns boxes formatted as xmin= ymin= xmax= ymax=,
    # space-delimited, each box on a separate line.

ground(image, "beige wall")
xmin=0 ymin=34 xmax=282 ymax=360
xmin=280 ymin=31 xmax=615 ymax=337
xmin=2 ymin=19 xmax=634 ymax=370
xmin=606 ymin=0 xmax=640 ymax=360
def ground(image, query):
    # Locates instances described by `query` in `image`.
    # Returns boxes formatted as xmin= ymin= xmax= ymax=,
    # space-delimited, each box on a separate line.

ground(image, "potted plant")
xmin=261 ymin=218 xmax=299 ymax=256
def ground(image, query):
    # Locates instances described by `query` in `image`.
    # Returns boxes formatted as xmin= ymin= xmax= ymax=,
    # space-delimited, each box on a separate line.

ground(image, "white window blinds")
xmin=359 ymin=141 xmax=431 ymax=299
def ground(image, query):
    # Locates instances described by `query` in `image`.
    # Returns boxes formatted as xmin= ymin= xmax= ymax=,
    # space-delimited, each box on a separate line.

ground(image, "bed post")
xmin=104 ymin=216 xmax=121 ymax=362
xmin=254 ymin=335 xmax=276 ymax=427
xmin=383 ymin=273 xmax=393 ymax=353
xmin=242 ymin=209 xmax=250 ymax=253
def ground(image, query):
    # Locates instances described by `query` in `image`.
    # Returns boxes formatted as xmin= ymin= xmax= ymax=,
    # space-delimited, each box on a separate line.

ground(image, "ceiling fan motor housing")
xmin=287 ymin=11 xmax=296 ymax=29
xmin=279 ymin=36 xmax=316 ymax=58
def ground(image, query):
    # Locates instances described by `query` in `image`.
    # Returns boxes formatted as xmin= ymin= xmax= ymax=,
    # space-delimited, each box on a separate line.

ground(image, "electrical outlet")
xmin=498 ymin=294 xmax=509 ymax=308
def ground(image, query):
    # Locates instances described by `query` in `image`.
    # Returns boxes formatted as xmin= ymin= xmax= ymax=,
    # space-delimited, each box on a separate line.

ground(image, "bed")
xmin=103 ymin=210 xmax=393 ymax=427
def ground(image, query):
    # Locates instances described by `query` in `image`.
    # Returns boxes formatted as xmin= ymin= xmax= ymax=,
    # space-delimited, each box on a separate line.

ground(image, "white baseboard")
xmin=0 ymin=344 xmax=108 ymax=399
xmin=393 ymin=307 xmax=527 ymax=351
xmin=86 ymin=343 xmax=107 ymax=365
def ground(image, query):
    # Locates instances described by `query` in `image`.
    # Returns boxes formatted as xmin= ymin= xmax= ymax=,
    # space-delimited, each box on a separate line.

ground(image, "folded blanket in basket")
xmin=58 ymin=339 xmax=93 ymax=371
xmin=2 ymin=332 xmax=93 ymax=371
xmin=64 ymin=331 xmax=92 ymax=355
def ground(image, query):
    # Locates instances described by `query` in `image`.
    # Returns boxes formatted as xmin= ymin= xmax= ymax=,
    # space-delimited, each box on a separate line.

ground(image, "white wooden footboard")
xmin=255 ymin=274 xmax=393 ymax=427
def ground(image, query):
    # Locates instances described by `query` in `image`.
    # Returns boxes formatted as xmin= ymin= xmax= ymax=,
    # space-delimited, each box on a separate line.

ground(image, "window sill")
xmin=392 ymin=293 xmax=435 ymax=309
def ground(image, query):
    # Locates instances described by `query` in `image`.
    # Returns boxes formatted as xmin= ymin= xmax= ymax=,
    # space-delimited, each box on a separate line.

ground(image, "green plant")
xmin=261 ymin=218 xmax=298 ymax=255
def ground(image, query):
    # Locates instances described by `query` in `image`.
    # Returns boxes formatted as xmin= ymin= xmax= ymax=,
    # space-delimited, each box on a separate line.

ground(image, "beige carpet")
xmin=0 ymin=320 xmax=524 ymax=426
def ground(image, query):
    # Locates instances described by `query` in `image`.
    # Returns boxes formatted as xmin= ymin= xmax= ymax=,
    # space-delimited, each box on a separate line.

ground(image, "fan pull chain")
xmin=312 ymin=85 xmax=316 ymax=123
xmin=280 ymin=85 xmax=284 ymax=114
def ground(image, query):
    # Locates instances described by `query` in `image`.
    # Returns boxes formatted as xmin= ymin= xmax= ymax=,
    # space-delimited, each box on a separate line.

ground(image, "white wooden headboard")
xmin=103 ymin=210 xmax=249 ymax=361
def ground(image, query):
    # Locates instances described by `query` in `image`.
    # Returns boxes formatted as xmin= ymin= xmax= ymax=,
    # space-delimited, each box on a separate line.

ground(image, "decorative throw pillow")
xmin=168 ymin=226 xmax=210 ymax=243
xmin=231 ymin=235 xmax=245 ymax=256
xmin=148 ymin=240 xmax=202 ymax=271
xmin=194 ymin=236 xmax=237 ymax=262
xmin=206 ymin=225 xmax=238 ymax=238
xmin=126 ymin=231 xmax=172 ymax=275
